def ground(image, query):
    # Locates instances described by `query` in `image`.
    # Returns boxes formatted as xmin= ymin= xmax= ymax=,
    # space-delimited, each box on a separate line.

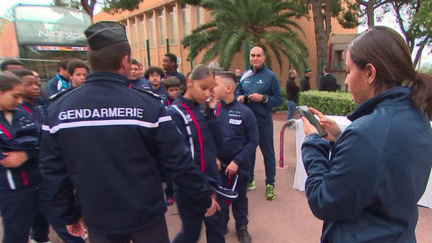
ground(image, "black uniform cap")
xmin=84 ymin=21 xmax=128 ymax=51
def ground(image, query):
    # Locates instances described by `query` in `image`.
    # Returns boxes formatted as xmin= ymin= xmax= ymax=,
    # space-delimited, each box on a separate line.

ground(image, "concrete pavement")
xmin=5 ymin=112 xmax=432 ymax=242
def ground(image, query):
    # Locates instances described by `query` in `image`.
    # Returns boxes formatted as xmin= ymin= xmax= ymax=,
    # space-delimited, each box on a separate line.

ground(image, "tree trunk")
xmin=311 ymin=0 xmax=330 ymax=88
xmin=367 ymin=0 xmax=375 ymax=27
xmin=81 ymin=0 xmax=97 ymax=17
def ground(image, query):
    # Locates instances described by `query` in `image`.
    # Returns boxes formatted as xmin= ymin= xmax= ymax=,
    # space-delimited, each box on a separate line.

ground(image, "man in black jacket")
xmin=285 ymin=70 xmax=299 ymax=120
xmin=319 ymin=66 xmax=338 ymax=92
xmin=300 ymin=68 xmax=311 ymax=92
xmin=39 ymin=21 xmax=217 ymax=243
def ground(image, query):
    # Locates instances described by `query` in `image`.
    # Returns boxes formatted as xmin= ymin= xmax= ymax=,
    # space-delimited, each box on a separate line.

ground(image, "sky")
xmin=0 ymin=0 xmax=102 ymax=19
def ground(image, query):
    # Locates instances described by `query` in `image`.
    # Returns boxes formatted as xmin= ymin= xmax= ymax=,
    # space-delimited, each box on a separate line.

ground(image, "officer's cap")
xmin=84 ymin=21 xmax=128 ymax=51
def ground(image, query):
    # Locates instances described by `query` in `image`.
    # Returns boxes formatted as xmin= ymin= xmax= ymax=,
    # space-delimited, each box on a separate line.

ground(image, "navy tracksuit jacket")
xmin=169 ymin=95 xmax=225 ymax=243
xmin=215 ymin=99 xmax=259 ymax=229
xmin=46 ymin=74 xmax=71 ymax=97
xmin=302 ymin=86 xmax=432 ymax=242
xmin=215 ymin=100 xmax=259 ymax=170
xmin=236 ymin=65 xmax=283 ymax=185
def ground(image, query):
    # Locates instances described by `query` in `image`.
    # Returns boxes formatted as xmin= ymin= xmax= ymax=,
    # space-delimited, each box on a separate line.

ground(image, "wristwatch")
xmin=262 ymin=95 xmax=268 ymax=103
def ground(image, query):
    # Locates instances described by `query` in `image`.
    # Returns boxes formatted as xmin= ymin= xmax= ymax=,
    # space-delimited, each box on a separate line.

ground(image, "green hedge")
xmin=273 ymin=89 xmax=357 ymax=116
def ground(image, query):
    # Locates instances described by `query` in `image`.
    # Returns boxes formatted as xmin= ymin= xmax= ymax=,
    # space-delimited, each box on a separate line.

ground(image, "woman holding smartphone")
xmin=301 ymin=26 xmax=432 ymax=242
xmin=0 ymin=72 xmax=41 ymax=243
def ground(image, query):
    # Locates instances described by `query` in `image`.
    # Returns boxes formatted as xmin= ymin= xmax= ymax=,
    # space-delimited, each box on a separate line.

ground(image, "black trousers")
xmin=88 ymin=216 xmax=170 ymax=243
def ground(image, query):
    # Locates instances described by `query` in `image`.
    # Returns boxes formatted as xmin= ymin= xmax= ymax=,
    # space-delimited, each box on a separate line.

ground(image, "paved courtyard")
xmin=3 ymin=112 xmax=431 ymax=242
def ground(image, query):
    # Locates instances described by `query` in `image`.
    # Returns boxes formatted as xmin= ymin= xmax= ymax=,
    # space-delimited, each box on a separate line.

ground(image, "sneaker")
xmin=165 ymin=196 xmax=174 ymax=206
xmin=246 ymin=180 xmax=256 ymax=190
xmin=237 ymin=226 xmax=252 ymax=243
xmin=265 ymin=184 xmax=275 ymax=200
xmin=30 ymin=240 xmax=51 ymax=243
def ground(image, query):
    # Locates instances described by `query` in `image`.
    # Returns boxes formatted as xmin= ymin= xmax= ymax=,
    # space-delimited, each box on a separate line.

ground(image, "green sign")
xmin=14 ymin=6 xmax=91 ymax=46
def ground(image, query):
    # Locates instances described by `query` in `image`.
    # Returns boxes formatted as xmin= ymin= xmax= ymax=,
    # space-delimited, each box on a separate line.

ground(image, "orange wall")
xmin=0 ymin=21 xmax=19 ymax=58
xmin=93 ymin=0 xmax=357 ymax=89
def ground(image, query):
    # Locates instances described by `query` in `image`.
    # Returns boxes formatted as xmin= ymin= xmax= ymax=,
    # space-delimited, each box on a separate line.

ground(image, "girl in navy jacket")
xmin=0 ymin=72 xmax=41 ymax=243
xmin=301 ymin=26 xmax=432 ymax=243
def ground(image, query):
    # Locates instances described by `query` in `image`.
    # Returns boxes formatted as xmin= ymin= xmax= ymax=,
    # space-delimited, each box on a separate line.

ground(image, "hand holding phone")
xmin=296 ymin=106 xmax=327 ymax=137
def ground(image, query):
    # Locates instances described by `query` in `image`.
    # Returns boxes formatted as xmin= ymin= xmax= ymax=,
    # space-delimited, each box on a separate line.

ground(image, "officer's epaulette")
xmin=133 ymin=88 xmax=161 ymax=100
xmin=49 ymin=87 xmax=76 ymax=101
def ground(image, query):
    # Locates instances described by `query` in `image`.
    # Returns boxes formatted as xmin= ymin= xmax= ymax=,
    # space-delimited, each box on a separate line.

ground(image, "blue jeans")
xmin=173 ymin=192 xmax=225 ymax=243
xmin=248 ymin=124 xmax=276 ymax=185
xmin=286 ymin=100 xmax=297 ymax=120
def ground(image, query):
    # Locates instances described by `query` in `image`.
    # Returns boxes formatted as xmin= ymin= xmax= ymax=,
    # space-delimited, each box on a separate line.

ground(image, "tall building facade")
xmin=94 ymin=0 xmax=357 ymax=88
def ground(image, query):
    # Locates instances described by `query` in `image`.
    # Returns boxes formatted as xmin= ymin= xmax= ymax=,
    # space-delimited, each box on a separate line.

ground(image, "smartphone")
xmin=296 ymin=106 xmax=327 ymax=137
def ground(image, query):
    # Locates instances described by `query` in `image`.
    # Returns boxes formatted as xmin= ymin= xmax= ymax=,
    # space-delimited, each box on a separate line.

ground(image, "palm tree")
xmin=182 ymin=0 xmax=309 ymax=73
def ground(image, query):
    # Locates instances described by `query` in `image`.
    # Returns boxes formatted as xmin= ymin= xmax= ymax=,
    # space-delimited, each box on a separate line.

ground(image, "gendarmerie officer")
xmin=39 ymin=21 xmax=218 ymax=243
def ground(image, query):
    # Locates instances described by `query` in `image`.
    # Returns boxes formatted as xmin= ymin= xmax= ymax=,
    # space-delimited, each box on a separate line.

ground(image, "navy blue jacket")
xmin=143 ymin=84 xmax=168 ymax=102
xmin=236 ymin=65 xmax=283 ymax=126
xmin=0 ymin=109 xmax=40 ymax=190
xmin=129 ymin=77 xmax=149 ymax=90
xmin=169 ymin=96 xmax=222 ymax=185
xmin=46 ymin=74 xmax=71 ymax=97
xmin=19 ymin=98 xmax=48 ymax=126
xmin=39 ymin=72 xmax=212 ymax=234
xmin=302 ymin=86 xmax=432 ymax=242
xmin=215 ymin=100 xmax=259 ymax=169
xmin=165 ymin=70 xmax=186 ymax=87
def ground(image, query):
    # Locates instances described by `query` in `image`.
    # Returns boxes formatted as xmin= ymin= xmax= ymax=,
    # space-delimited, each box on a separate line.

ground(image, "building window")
xmin=149 ymin=16 xmax=155 ymax=48
xmin=158 ymin=11 xmax=166 ymax=46
xmin=169 ymin=9 xmax=177 ymax=45
xmin=182 ymin=6 xmax=190 ymax=37
xmin=333 ymin=50 xmax=344 ymax=70
xmin=140 ymin=18 xmax=146 ymax=49
xmin=132 ymin=21 xmax=138 ymax=49
xmin=195 ymin=6 xmax=203 ymax=26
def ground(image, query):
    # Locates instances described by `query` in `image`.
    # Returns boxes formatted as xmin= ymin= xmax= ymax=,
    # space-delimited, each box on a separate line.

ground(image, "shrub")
xmin=298 ymin=90 xmax=357 ymax=115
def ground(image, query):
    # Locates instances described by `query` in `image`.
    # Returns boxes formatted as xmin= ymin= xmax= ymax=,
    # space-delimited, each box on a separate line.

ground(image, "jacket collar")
xmin=177 ymin=95 xmax=200 ymax=109
xmin=86 ymin=72 xmax=130 ymax=86
xmin=348 ymin=86 xmax=412 ymax=121
xmin=221 ymin=99 xmax=237 ymax=107
xmin=250 ymin=64 xmax=266 ymax=74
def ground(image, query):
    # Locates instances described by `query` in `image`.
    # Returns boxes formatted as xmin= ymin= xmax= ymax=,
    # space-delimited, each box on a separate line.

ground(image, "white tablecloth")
xmin=293 ymin=116 xmax=432 ymax=209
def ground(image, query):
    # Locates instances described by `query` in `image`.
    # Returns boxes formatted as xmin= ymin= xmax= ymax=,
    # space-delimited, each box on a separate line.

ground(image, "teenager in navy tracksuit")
xmin=143 ymin=66 xmax=168 ymax=102
xmin=213 ymin=71 xmax=259 ymax=243
xmin=0 ymin=73 xmax=41 ymax=243
xmin=301 ymin=26 xmax=432 ymax=242
xmin=169 ymin=65 xmax=225 ymax=243
xmin=46 ymin=60 xmax=71 ymax=97
xmin=162 ymin=76 xmax=181 ymax=205
xmin=163 ymin=76 xmax=181 ymax=107
xmin=12 ymin=69 xmax=86 ymax=243
xmin=236 ymin=46 xmax=283 ymax=200
xmin=38 ymin=22 xmax=217 ymax=242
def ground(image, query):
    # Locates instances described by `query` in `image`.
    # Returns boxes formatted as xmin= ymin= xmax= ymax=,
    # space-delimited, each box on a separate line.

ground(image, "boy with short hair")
xmin=129 ymin=59 xmax=149 ymax=89
xmin=144 ymin=66 xmax=167 ymax=101
xmin=169 ymin=64 xmax=225 ymax=243
xmin=67 ymin=59 xmax=89 ymax=88
xmin=163 ymin=76 xmax=181 ymax=106
xmin=213 ymin=71 xmax=259 ymax=243
xmin=161 ymin=76 xmax=181 ymax=205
